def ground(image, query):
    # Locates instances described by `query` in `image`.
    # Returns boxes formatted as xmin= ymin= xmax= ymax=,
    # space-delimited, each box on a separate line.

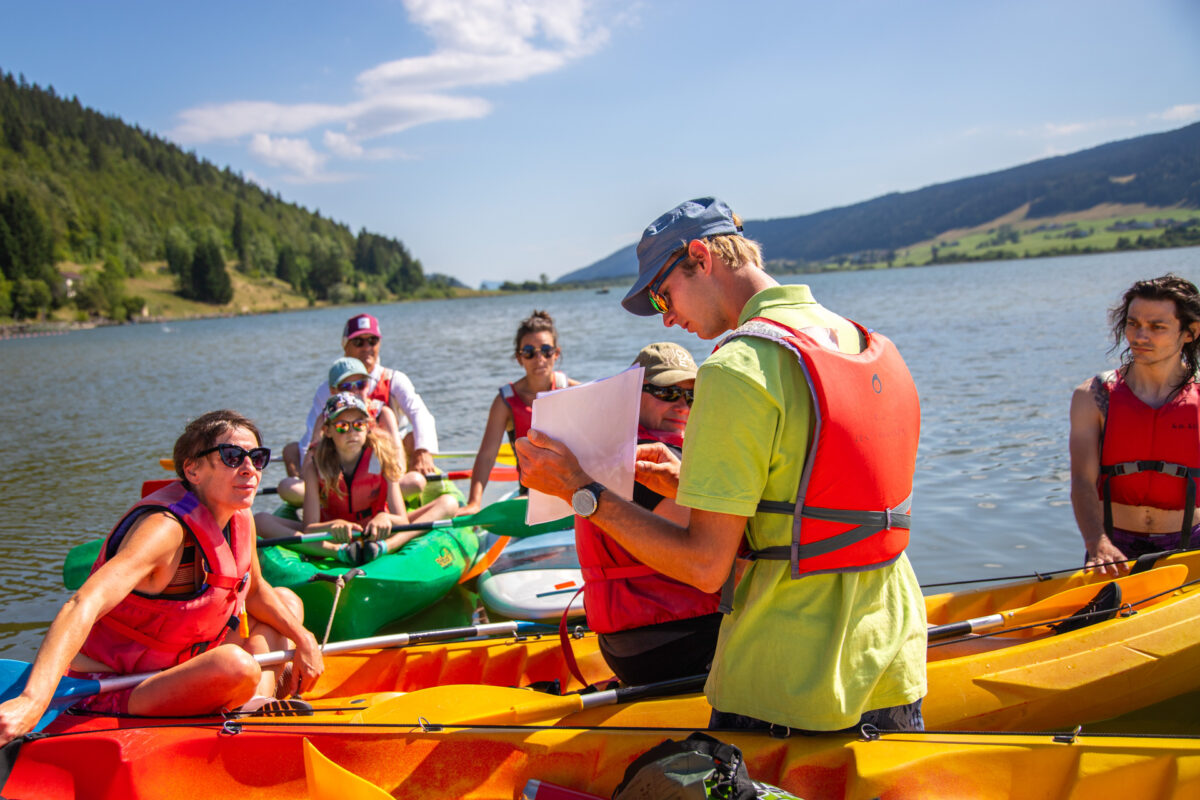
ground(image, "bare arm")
xmin=516 ymin=430 xmax=745 ymax=592
xmin=458 ymin=394 xmax=512 ymax=516
xmin=1069 ymin=380 xmax=1126 ymax=575
xmin=0 ymin=513 xmax=183 ymax=745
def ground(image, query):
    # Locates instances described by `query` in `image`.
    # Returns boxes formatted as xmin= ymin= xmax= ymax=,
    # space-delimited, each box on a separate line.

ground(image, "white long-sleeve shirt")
xmin=298 ymin=363 xmax=439 ymax=457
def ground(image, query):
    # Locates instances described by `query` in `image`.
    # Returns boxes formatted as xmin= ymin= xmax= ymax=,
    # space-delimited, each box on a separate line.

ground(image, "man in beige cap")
xmin=572 ymin=341 xmax=722 ymax=686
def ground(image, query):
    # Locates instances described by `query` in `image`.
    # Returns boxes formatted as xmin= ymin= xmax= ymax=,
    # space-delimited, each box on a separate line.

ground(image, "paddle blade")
xmin=467 ymin=497 xmax=573 ymax=538
xmin=355 ymin=684 xmax=584 ymax=727
xmin=303 ymin=738 xmax=392 ymax=800
xmin=1005 ymin=564 xmax=1186 ymax=628
xmin=0 ymin=660 xmax=103 ymax=732
xmin=63 ymin=538 xmax=103 ymax=591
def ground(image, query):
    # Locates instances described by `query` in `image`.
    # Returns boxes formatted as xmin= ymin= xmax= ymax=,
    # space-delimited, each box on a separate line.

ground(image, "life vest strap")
xmin=752 ymin=496 xmax=912 ymax=561
xmin=1100 ymin=460 xmax=1200 ymax=479
xmin=1099 ymin=461 xmax=1200 ymax=545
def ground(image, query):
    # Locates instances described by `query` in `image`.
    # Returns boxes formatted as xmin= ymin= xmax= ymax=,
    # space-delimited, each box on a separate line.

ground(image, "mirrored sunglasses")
xmin=520 ymin=344 xmax=557 ymax=360
xmin=642 ymin=384 xmax=694 ymax=406
xmin=197 ymin=443 xmax=271 ymax=470
xmin=331 ymin=419 xmax=371 ymax=434
xmin=647 ymin=252 xmax=687 ymax=315
xmin=337 ymin=378 xmax=367 ymax=392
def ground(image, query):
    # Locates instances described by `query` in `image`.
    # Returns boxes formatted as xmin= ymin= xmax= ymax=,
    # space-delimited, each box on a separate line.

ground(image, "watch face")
xmin=571 ymin=487 xmax=597 ymax=517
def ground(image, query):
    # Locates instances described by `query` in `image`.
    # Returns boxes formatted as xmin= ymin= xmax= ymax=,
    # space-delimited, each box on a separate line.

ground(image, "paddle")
xmin=0 ymin=620 xmax=551 ymax=732
xmin=926 ymin=565 xmax=1186 ymax=641
xmin=436 ymin=441 xmax=518 ymax=465
xmin=356 ymin=673 xmax=706 ymax=727
xmin=256 ymin=496 xmax=571 ymax=549
xmin=429 ymin=465 xmax=519 ymax=482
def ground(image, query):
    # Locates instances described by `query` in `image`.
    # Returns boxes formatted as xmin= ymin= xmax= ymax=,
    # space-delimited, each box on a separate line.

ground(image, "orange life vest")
xmin=1097 ymin=370 xmax=1200 ymax=543
xmin=79 ymin=481 xmax=253 ymax=673
xmin=717 ymin=316 xmax=919 ymax=579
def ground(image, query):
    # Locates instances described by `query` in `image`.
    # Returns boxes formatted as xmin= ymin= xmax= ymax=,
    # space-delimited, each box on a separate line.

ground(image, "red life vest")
xmin=79 ymin=481 xmax=253 ymax=674
xmin=575 ymin=431 xmax=720 ymax=634
xmin=500 ymin=372 xmax=568 ymax=494
xmin=368 ymin=367 xmax=393 ymax=409
xmin=1097 ymin=370 xmax=1200 ymax=542
xmin=718 ymin=316 xmax=919 ymax=579
xmin=320 ymin=446 xmax=389 ymax=524
xmin=499 ymin=371 xmax=569 ymax=445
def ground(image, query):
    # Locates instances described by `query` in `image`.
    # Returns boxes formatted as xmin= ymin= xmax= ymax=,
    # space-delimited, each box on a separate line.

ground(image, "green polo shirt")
xmin=677 ymin=284 xmax=927 ymax=731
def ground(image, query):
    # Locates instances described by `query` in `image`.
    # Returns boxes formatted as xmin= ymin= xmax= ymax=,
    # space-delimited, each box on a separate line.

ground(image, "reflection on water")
xmin=1 ymin=247 xmax=1197 ymax=659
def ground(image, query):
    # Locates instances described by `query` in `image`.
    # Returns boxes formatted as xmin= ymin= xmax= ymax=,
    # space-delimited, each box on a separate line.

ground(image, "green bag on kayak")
xmin=611 ymin=732 xmax=802 ymax=800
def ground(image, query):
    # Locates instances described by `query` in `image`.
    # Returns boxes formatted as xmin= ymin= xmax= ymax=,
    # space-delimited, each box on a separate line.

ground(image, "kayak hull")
xmin=8 ymin=721 xmax=1200 ymax=800
xmin=259 ymin=524 xmax=480 ymax=642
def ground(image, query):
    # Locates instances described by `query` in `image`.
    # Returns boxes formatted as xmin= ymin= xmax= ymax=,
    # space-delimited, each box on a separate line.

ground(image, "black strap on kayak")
xmin=1050 ymin=581 xmax=1123 ymax=635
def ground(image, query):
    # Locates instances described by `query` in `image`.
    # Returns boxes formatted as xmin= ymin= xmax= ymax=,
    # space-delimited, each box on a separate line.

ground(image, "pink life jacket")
xmin=499 ymin=371 xmax=569 ymax=445
xmin=574 ymin=429 xmax=720 ymax=634
xmin=1097 ymin=370 xmax=1200 ymax=543
xmin=79 ymin=481 xmax=253 ymax=674
xmin=501 ymin=372 xmax=568 ymax=492
xmin=320 ymin=446 xmax=388 ymax=524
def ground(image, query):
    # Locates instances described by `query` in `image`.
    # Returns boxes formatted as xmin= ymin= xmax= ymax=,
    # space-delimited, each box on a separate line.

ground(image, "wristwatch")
xmin=571 ymin=482 xmax=606 ymax=517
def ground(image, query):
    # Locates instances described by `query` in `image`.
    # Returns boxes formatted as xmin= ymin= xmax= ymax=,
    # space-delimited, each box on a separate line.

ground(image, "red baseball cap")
xmin=343 ymin=313 xmax=381 ymax=341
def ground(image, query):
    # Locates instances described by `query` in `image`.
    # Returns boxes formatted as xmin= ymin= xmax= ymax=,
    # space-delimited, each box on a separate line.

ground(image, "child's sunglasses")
xmin=196 ymin=443 xmax=271 ymax=470
xmin=331 ymin=419 xmax=371 ymax=434
xmin=642 ymin=384 xmax=694 ymax=406
xmin=337 ymin=378 xmax=367 ymax=392
xmin=520 ymin=344 xmax=557 ymax=360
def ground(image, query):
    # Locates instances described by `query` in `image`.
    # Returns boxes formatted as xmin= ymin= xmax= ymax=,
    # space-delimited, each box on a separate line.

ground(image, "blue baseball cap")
xmin=328 ymin=357 xmax=368 ymax=389
xmin=621 ymin=197 xmax=742 ymax=316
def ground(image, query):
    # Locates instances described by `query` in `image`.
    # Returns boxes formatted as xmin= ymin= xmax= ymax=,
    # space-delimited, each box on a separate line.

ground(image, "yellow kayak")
xmin=9 ymin=718 xmax=1200 ymax=799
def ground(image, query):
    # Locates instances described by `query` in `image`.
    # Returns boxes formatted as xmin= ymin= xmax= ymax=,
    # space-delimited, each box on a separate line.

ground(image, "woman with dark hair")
xmin=457 ymin=310 xmax=580 ymax=514
xmin=1070 ymin=274 xmax=1200 ymax=575
xmin=0 ymin=411 xmax=323 ymax=746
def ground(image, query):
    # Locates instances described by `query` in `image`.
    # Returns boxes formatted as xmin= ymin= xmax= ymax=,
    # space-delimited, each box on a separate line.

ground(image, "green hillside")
xmin=560 ymin=122 xmax=1200 ymax=284
xmin=0 ymin=69 xmax=452 ymax=322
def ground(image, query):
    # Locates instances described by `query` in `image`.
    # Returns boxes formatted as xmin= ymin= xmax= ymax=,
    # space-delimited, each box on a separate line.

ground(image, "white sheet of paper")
xmin=525 ymin=365 xmax=644 ymax=524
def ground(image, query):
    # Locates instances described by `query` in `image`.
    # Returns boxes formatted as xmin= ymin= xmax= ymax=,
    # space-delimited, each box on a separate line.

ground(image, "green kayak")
xmin=259 ymin=475 xmax=476 ymax=642
xmin=258 ymin=522 xmax=480 ymax=642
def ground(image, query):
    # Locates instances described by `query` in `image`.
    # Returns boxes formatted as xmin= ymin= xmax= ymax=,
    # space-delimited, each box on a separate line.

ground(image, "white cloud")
xmin=169 ymin=0 xmax=610 ymax=180
xmin=248 ymin=134 xmax=327 ymax=178
xmin=1156 ymin=103 xmax=1200 ymax=122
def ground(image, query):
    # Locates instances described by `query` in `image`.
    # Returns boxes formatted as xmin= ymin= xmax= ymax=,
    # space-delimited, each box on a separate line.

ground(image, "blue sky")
xmin=2 ymin=0 xmax=1198 ymax=287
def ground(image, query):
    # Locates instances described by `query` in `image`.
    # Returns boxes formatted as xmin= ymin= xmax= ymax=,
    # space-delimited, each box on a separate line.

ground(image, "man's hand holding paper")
xmin=517 ymin=366 xmax=643 ymax=524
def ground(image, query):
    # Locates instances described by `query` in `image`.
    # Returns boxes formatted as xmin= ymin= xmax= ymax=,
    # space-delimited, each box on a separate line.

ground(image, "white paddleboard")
xmin=477 ymin=528 xmax=586 ymax=622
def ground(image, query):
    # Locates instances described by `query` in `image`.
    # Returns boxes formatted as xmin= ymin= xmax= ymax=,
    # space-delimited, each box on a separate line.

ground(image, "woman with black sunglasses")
xmin=457 ymin=310 xmax=581 ymax=515
xmin=0 ymin=411 xmax=323 ymax=746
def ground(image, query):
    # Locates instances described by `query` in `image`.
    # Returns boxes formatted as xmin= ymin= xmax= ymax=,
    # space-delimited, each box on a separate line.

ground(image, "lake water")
xmin=1 ymin=247 xmax=1198 ymax=660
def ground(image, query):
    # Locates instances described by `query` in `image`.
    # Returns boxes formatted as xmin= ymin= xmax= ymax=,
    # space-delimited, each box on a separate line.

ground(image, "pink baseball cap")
xmin=343 ymin=313 xmax=381 ymax=341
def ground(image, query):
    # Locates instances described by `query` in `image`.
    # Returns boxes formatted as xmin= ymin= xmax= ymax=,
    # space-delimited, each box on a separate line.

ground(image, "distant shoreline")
xmin=6 ymin=236 xmax=1198 ymax=339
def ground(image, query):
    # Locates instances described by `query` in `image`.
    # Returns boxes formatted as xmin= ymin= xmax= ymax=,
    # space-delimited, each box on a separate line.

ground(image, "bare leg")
xmin=282 ymin=441 xmax=302 ymax=478
xmin=224 ymin=587 xmax=306 ymax=697
xmin=126 ymin=644 xmax=260 ymax=715
xmin=399 ymin=470 xmax=426 ymax=501
xmin=277 ymin=476 xmax=305 ymax=506
xmin=253 ymin=513 xmax=340 ymax=559
xmin=407 ymin=494 xmax=460 ymax=524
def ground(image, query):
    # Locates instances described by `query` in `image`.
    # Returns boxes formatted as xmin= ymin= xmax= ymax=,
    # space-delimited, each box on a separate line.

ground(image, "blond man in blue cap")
xmin=517 ymin=197 xmax=926 ymax=734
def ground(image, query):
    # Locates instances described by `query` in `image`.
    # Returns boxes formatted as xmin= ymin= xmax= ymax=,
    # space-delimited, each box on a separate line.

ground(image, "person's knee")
xmin=282 ymin=442 xmax=301 ymax=478
xmin=273 ymin=586 xmax=305 ymax=620
xmin=209 ymin=645 xmax=262 ymax=699
xmin=277 ymin=476 xmax=305 ymax=506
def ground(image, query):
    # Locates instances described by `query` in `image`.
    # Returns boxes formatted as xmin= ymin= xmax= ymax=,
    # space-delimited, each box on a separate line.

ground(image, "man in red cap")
xmin=283 ymin=313 xmax=440 ymax=477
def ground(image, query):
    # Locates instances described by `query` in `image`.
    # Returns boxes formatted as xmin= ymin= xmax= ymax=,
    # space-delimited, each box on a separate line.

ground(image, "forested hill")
xmin=0 ymin=69 xmax=447 ymax=321
xmin=559 ymin=121 xmax=1200 ymax=283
